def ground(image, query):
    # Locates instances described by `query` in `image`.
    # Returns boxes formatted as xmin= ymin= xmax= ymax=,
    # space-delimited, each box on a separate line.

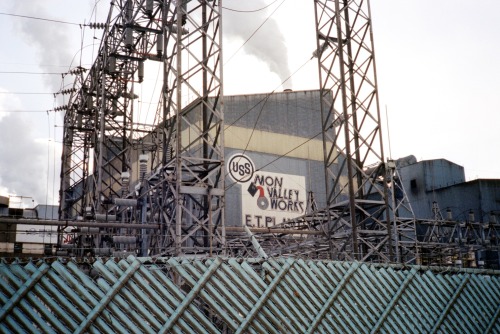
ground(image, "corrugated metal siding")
xmin=224 ymin=90 xmax=324 ymax=138
xmin=1 ymin=256 xmax=500 ymax=333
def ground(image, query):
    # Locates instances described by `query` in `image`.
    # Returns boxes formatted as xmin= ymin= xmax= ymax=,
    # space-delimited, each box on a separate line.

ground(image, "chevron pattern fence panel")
xmin=1 ymin=256 xmax=500 ymax=333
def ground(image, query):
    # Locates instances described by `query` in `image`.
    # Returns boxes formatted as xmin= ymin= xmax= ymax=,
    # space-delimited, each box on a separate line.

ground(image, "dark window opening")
xmin=14 ymin=242 xmax=23 ymax=253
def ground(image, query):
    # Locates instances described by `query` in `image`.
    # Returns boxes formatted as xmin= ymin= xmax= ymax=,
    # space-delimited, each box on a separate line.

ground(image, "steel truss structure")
xmin=56 ymin=0 xmax=499 ymax=266
xmin=58 ymin=0 xmax=419 ymax=262
xmin=312 ymin=0 xmax=419 ymax=262
xmin=59 ymin=0 xmax=225 ymax=257
xmin=417 ymin=203 xmax=500 ymax=267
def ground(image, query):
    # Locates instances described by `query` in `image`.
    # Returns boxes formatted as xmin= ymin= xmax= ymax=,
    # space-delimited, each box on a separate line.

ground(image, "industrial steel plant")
xmin=1 ymin=1 xmax=500 ymax=333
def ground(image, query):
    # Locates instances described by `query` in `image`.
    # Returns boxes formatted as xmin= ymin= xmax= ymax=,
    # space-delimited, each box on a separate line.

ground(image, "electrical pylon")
xmin=314 ymin=0 xmax=401 ymax=262
xmin=58 ymin=0 xmax=225 ymax=257
xmin=59 ymin=0 xmax=417 ymax=262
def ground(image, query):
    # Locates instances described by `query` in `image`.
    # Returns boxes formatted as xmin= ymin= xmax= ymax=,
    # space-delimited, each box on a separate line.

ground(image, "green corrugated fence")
xmin=1 ymin=256 xmax=500 ymax=333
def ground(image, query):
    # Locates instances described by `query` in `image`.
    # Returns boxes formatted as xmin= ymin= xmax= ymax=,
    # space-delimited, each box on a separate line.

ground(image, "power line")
xmin=0 ymin=92 xmax=53 ymax=95
xmin=226 ymin=56 xmax=313 ymax=130
xmin=225 ymin=130 xmax=322 ymax=191
xmin=222 ymin=0 xmax=279 ymax=13
xmin=224 ymin=57 xmax=315 ymax=191
xmin=0 ymin=110 xmax=52 ymax=113
xmin=224 ymin=0 xmax=287 ymax=65
xmin=0 ymin=12 xmax=80 ymax=26
xmin=0 ymin=71 xmax=63 ymax=75
xmin=0 ymin=62 xmax=91 ymax=68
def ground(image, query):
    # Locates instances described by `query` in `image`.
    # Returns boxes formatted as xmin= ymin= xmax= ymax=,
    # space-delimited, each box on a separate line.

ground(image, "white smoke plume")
xmin=0 ymin=113 xmax=48 ymax=204
xmin=0 ymin=2 xmax=83 ymax=205
xmin=223 ymin=1 xmax=293 ymax=88
xmin=11 ymin=2 xmax=75 ymax=95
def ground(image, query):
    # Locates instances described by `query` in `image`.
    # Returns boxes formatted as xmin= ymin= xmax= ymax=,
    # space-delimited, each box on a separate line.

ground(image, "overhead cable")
xmin=222 ymin=0 xmax=279 ymax=13
xmin=0 ymin=110 xmax=51 ymax=113
xmin=0 ymin=92 xmax=53 ymax=95
xmin=0 ymin=11 xmax=81 ymax=26
xmin=0 ymin=71 xmax=63 ymax=75
xmin=224 ymin=0 xmax=287 ymax=65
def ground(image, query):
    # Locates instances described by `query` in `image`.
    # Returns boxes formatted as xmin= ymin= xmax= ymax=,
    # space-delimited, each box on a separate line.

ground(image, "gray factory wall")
xmin=225 ymin=148 xmax=326 ymax=227
xmin=422 ymin=159 xmax=465 ymax=191
xmin=399 ymin=158 xmax=500 ymax=222
xmin=399 ymin=159 xmax=466 ymax=219
xmin=222 ymin=90 xmax=328 ymax=227
xmin=224 ymin=90 xmax=324 ymax=138
xmin=431 ymin=180 xmax=500 ymax=223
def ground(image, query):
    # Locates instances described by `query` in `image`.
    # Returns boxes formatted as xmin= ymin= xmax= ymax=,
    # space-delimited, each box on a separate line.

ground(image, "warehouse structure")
xmin=396 ymin=157 xmax=500 ymax=268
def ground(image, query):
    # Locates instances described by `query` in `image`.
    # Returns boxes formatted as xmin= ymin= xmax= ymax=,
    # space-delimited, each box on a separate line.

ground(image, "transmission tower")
xmin=313 ymin=0 xmax=413 ymax=262
xmin=58 ymin=0 xmax=418 ymax=262
xmin=59 ymin=0 xmax=224 ymax=257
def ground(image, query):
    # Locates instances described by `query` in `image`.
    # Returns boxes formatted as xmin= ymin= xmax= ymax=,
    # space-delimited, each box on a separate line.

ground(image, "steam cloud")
xmin=0 ymin=113 xmax=47 ymax=204
xmin=0 ymin=3 xmax=79 ymax=205
xmin=12 ymin=2 xmax=74 ymax=94
xmin=223 ymin=1 xmax=293 ymax=88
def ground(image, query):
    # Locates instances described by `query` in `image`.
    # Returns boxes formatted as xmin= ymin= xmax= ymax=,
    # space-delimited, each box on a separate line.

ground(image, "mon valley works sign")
xmin=227 ymin=153 xmax=306 ymax=227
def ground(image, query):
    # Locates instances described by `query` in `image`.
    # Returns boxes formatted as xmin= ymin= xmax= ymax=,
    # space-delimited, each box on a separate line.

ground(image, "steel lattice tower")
xmin=313 ymin=0 xmax=417 ymax=262
xmin=59 ymin=0 xmax=225 ymax=257
xmin=58 ymin=0 xmax=418 ymax=262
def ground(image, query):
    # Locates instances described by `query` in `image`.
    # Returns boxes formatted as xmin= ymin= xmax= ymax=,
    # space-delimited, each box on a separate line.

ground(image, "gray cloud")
xmin=0 ymin=113 xmax=48 ymax=204
xmin=3 ymin=2 xmax=83 ymax=206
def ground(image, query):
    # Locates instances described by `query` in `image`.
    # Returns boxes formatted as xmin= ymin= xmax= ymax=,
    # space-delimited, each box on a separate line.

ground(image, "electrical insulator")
xmin=54 ymin=105 xmax=68 ymax=112
xmin=121 ymin=171 xmax=130 ymax=197
xmin=60 ymin=88 xmax=76 ymax=95
xmin=166 ymin=145 xmax=173 ymax=161
xmin=89 ymin=22 xmax=106 ymax=29
xmin=139 ymin=154 xmax=149 ymax=182
xmin=125 ymin=27 xmax=133 ymax=48
xmin=146 ymin=0 xmax=154 ymax=15
xmin=68 ymin=66 xmax=87 ymax=75
xmin=108 ymin=56 xmax=116 ymax=73
xmin=84 ymin=206 xmax=93 ymax=219
xmin=446 ymin=209 xmax=453 ymax=220
xmin=156 ymin=33 xmax=163 ymax=57
xmin=138 ymin=61 xmax=144 ymax=83
xmin=468 ymin=211 xmax=475 ymax=222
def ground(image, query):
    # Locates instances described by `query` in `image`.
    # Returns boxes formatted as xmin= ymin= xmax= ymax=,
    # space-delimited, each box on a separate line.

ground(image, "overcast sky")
xmin=0 ymin=0 xmax=499 ymax=206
